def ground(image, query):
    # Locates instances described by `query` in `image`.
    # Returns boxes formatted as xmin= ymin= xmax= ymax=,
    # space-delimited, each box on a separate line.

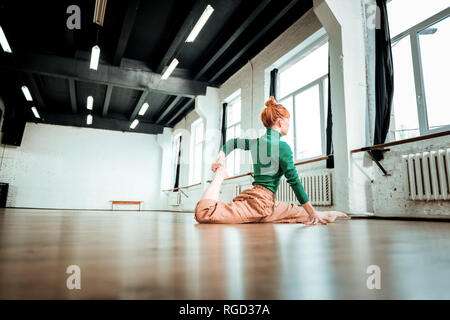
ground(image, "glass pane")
xmin=227 ymin=150 xmax=235 ymax=176
xmin=418 ymin=16 xmax=450 ymax=130
xmin=235 ymin=124 xmax=240 ymax=174
xmin=387 ymin=0 xmax=449 ymax=38
xmin=235 ymin=124 xmax=240 ymax=138
xmin=227 ymin=104 xmax=233 ymax=127
xmin=323 ymin=77 xmax=328 ymax=125
xmin=279 ymin=42 xmax=328 ymax=98
xmin=194 ymin=144 xmax=202 ymax=183
xmin=391 ymin=35 xmax=420 ymax=140
xmin=279 ymin=97 xmax=295 ymax=152
xmin=225 ymin=126 xmax=234 ymax=175
xmin=235 ymin=100 xmax=241 ymax=125
xmin=231 ymin=100 xmax=241 ymax=126
xmin=226 ymin=127 xmax=234 ymax=140
xmin=294 ymin=85 xmax=322 ymax=160
xmin=226 ymin=99 xmax=241 ymax=127
xmin=175 ymin=137 xmax=180 ymax=156
xmin=191 ymin=162 xmax=196 ymax=184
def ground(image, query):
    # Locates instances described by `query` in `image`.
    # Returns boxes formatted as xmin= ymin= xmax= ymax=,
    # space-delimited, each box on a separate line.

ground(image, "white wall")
xmin=0 ymin=122 xmax=166 ymax=210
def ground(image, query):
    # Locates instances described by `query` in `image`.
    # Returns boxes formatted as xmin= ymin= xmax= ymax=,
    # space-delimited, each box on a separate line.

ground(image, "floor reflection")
xmin=0 ymin=209 xmax=449 ymax=299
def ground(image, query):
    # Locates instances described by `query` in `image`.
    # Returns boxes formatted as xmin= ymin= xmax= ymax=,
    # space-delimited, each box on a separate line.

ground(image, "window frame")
xmin=277 ymin=36 xmax=329 ymax=162
xmin=224 ymin=91 xmax=242 ymax=176
xmin=189 ymin=118 xmax=204 ymax=185
xmin=277 ymin=34 xmax=328 ymax=94
xmin=390 ymin=8 xmax=450 ymax=137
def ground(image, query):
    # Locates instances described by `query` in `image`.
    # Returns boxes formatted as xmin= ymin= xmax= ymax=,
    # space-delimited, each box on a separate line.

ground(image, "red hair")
xmin=260 ymin=96 xmax=290 ymax=127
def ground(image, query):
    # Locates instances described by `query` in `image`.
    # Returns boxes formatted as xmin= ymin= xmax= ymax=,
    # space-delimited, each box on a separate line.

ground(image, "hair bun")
xmin=265 ymin=96 xmax=277 ymax=108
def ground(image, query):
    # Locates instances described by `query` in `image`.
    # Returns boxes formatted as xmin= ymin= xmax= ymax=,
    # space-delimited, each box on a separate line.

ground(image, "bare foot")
xmin=215 ymin=164 xmax=229 ymax=180
xmin=316 ymin=211 xmax=348 ymax=223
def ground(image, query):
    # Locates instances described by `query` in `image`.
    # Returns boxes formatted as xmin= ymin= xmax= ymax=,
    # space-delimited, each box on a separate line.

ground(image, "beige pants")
xmin=194 ymin=184 xmax=310 ymax=224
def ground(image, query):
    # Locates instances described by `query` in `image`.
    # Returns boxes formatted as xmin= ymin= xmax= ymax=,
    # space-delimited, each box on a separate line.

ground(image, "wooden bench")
xmin=110 ymin=200 xmax=143 ymax=211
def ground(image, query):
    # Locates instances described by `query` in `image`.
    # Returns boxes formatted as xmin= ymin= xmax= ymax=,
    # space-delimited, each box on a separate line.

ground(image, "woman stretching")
xmin=194 ymin=96 xmax=347 ymax=225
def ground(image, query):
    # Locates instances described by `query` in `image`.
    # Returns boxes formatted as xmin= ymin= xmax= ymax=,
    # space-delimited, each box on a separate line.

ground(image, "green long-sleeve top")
xmin=222 ymin=127 xmax=310 ymax=204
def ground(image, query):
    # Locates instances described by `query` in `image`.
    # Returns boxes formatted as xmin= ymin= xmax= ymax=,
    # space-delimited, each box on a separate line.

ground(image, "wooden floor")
xmin=0 ymin=208 xmax=449 ymax=299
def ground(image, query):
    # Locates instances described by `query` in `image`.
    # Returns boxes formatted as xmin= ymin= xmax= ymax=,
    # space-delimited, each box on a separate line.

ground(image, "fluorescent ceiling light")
xmin=186 ymin=4 xmax=214 ymax=42
xmin=138 ymin=102 xmax=149 ymax=116
xmin=87 ymin=96 xmax=93 ymax=110
xmin=0 ymin=25 xmax=12 ymax=53
xmin=90 ymin=45 xmax=100 ymax=70
xmin=87 ymin=114 xmax=93 ymax=125
xmin=161 ymin=58 xmax=179 ymax=80
xmin=130 ymin=119 xmax=139 ymax=129
xmin=31 ymin=106 xmax=40 ymax=119
xmin=21 ymin=86 xmax=33 ymax=101
xmin=93 ymin=0 xmax=108 ymax=26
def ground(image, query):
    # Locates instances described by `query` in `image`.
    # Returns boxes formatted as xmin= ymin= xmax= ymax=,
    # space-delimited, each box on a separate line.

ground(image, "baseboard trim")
xmin=2 ymin=206 xmax=194 ymax=213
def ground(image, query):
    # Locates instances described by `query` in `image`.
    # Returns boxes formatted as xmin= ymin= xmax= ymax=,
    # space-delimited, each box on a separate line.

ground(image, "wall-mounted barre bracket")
xmin=367 ymin=149 xmax=391 ymax=176
xmin=179 ymin=189 xmax=189 ymax=198
xmin=162 ymin=189 xmax=189 ymax=198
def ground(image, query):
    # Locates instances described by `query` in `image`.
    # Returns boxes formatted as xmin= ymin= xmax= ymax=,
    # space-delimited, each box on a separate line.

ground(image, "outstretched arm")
xmin=279 ymin=143 xmax=327 ymax=225
xmin=212 ymin=138 xmax=250 ymax=172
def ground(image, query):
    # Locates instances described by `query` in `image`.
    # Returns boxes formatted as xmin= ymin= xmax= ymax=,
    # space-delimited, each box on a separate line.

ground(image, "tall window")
xmin=278 ymin=38 xmax=328 ymax=161
xmin=225 ymin=92 xmax=241 ymax=176
xmin=171 ymin=133 xmax=181 ymax=188
xmin=189 ymin=118 xmax=204 ymax=184
xmin=387 ymin=1 xmax=449 ymax=140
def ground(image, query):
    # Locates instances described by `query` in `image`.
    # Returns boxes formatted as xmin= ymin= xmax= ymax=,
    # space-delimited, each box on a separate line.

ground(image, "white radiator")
xmin=276 ymin=173 xmax=332 ymax=206
xmin=401 ymin=149 xmax=450 ymax=201
xmin=234 ymin=185 xmax=242 ymax=197
xmin=234 ymin=184 xmax=253 ymax=197
xmin=168 ymin=191 xmax=181 ymax=206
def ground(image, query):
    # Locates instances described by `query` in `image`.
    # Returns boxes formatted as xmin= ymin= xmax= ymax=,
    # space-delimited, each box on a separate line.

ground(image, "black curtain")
xmin=326 ymin=51 xmax=334 ymax=168
xmin=173 ymin=135 xmax=182 ymax=189
xmin=220 ymin=102 xmax=228 ymax=148
xmin=269 ymin=68 xmax=278 ymax=100
xmin=372 ymin=0 xmax=394 ymax=161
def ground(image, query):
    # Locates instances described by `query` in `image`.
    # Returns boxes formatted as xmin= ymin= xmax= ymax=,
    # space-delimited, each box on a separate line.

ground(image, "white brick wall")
xmin=371 ymin=136 xmax=450 ymax=217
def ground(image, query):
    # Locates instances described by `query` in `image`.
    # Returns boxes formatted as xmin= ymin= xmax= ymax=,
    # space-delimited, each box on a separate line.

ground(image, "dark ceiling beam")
xmin=28 ymin=110 xmax=164 ymax=135
xmin=121 ymin=58 xmax=194 ymax=78
xmin=26 ymin=73 xmax=45 ymax=108
xmin=155 ymin=96 xmax=182 ymax=124
xmin=68 ymin=79 xmax=77 ymax=114
xmin=129 ymin=90 xmax=148 ymax=121
xmin=155 ymin=0 xmax=208 ymax=74
xmin=209 ymin=0 xmax=299 ymax=83
xmin=113 ymin=0 xmax=140 ymax=66
xmin=0 ymin=53 xmax=209 ymax=97
xmin=102 ymin=85 xmax=113 ymax=116
xmin=167 ymin=98 xmax=195 ymax=125
xmin=193 ymin=0 xmax=271 ymax=81
xmin=156 ymin=0 xmax=271 ymax=125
